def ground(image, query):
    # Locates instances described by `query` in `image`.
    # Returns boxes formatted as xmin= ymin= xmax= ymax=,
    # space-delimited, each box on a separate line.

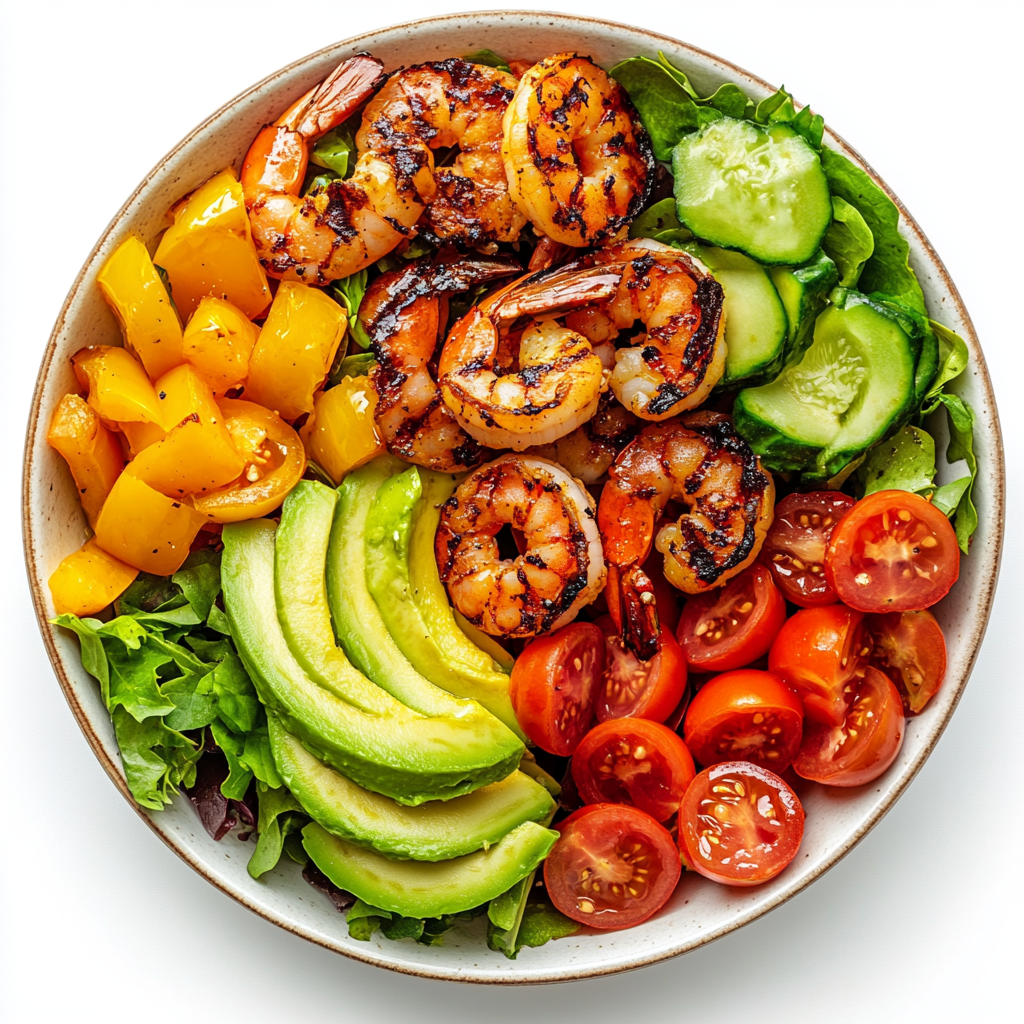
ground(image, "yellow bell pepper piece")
xmin=46 ymin=394 xmax=126 ymax=527
xmin=49 ymin=539 xmax=138 ymax=617
xmin=72 ymin=346 xmax=165 ymax=426
xmin=245 ymin=282 xmax=347 ymax=421
xmin=181 ymin=297 xmax=260 ymax=395
xmin=96 ymin=235 xmax=184 ymax=380
xmin=153 ymin=168 xmax=271 ymax=320
xmin=131 ymin=364 xmax=245 ymax=495
xmin=93 ymin=468 xmax=206 ymax=575
xmin=299 ymin=376 xmax=383 ymax=484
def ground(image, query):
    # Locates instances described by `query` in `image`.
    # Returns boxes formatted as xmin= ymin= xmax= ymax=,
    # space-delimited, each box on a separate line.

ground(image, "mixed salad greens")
xmin=48 ymin=46 xmax=977 ymax=958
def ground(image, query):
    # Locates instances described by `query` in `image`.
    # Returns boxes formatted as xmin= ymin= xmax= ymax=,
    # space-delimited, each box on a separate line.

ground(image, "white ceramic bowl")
xmin=22 ymin=11 xmax=1005 ymax=984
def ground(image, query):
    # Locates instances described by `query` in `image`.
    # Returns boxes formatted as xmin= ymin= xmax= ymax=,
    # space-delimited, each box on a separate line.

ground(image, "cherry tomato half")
xmin=544 ymin=803 xmax=681 ymax=929
xmin=824 ymin=489 xmax=960 ymax=613
xmin=864 ymin=609 xmax=947 ymax=714
xmin=683 ymin=670 xmax=804 ymax=772
xmin=761 ymin=491 xmax=855 ymax=606
xmin=572 ymin=717 xmax=696 ymax=821
xmin=769 ymin=604 xmax=865 ymax=727
xmin=793 ymin=666 xmax=905 ymax=787
xmin=509 ymin=622 xmax=605 ymax=755
xmin=595 ymin=616 xmax=688 ymax=723
xmin=678 ymin=761 xmax=805 ymax=886
xmin=676 ymin=564 xmax=786 ymax=672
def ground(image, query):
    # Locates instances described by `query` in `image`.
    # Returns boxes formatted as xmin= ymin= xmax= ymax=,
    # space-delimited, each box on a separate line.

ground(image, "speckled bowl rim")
xmin=21 ymin=10 xmax=1005 ymax=985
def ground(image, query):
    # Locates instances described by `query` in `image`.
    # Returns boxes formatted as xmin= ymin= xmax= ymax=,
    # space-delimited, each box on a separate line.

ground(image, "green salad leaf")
xmin=859 ymin=425 xmax=937 ymax=497
xmin=54 ymin=550 xmax=268 ymax=810
xmin=330 ymin=270 xmax=372 ymax=350
xmin=248 ymin=782 xmax=307 ymax=879
xmin=310 ymin=124 xmax=357 ymax=179
xmin=820 ymin=148 xmax=926 ymax=314
xmin=462 ymin=49 xmax=512 ymax=74
xmin=822 ymin=196 xmax=874 ymax=287
xmin=346 ymin=898 xmax=487 ymax=946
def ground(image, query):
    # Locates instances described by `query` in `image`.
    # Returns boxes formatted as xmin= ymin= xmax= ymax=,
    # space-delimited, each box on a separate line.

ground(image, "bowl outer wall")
xmin=21 ymin=11 xmax=1005 ymax=984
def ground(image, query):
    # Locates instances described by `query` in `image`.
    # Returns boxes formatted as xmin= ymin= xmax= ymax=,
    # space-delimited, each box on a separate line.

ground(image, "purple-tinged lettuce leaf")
xmin=302 ymin=862 xmax=355 ymax=913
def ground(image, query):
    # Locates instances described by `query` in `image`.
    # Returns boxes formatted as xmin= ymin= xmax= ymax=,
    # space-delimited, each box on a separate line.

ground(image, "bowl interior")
xmin=22 ymin=11 xmax=1004 ymax=984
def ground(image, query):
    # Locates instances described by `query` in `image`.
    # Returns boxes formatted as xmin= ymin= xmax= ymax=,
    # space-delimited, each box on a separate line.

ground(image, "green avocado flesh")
xmin=302 ymin=819 xmax=559 ymax=918
xmin=365 ymin=466 xmax=524 ymax=738
xmin=222 ymin=518 xmax=522 ymax=805
xmin=270 ymin=716 xmax=554 ymax=861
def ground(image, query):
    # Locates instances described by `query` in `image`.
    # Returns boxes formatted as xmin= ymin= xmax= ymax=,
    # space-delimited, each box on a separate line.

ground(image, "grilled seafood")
xmin=241 ymin=56 xmax=525 ymax=284
xmin=363 ymin=252 xmax=520 ymax=472
xmin=598 ymin=413 xmax=774 ymax=659
xmin=503 ymin=53 xmax=654 ymax=247
xmin=435 ymin=455 xmax=606 ymax=637
xmin=561 ymin=238 xmax=727 ymax=420
xmin=438 ymin=262 xmax=624 ymax=451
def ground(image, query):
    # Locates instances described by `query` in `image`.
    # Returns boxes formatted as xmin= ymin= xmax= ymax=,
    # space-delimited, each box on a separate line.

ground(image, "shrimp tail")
xmin=286 ymin=54 xmax=386 ymax=136
xmin=607 ymin=564 xmax=661 ymax=662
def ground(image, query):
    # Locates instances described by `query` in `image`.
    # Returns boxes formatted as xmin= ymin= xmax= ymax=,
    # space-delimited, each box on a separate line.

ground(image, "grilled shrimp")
xmin=561 ymin=238 xmax=727 ymax=420
xmin=435 ymin=455 xmax=605 ymax=637
xmin=598 ymin=414 xmax=774 ymax=660
xmin=241 ymin=56 xmax=525 ymax=284
xmin=528 ymin=391 xmax=638 ymax=484
xmin=358 ymin=58 xmax=527 ymax=249
xmin=438 ymin=261 xmax=625 ymax=451
xmin=502 ymin=54 xmax=654 ymax=247
xmin=363 ymin=252 xmax=520 ymax=472
xmin=241 ymin=55 xmax=395 ymax=283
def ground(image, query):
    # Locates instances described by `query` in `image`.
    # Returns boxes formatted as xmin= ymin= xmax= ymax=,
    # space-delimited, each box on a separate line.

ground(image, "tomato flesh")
xmin=794 ymin=666 xmax=905 ymax=786
xmin=544 ymin=803 xmax=681 ymax=929
xmin=676 ymin=564 xmax=786 ymax=672
xmin=573 ymin=717 xmax=695 ymax=821
xmin=864 ymin=609 xmax=947 ymax=714
xmin=762 ymin=491 xmax=855 ymax=606
xmin=678 ymin=761 xmax=805 ymax=886
xmin=595 ymin=616 xmax=688 ymax=723
xmin=824 ymin=489 xmax=960 ymax=613
xmin=509 ymin=622 xmax=605 ymax=755
xmin=683 ymin=669 xmax=804 ymax=772
xmin=768 ymin=604 xmax=865 ymax=727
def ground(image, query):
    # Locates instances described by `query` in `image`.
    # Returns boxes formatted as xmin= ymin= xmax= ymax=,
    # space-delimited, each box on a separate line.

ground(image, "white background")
xmin=1 ymin=1 xmax=1021 ymax=1020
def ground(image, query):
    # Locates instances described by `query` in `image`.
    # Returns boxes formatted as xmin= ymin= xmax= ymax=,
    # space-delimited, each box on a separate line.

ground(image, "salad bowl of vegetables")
xmin=22 ymin=11 xmax=1004 ymax=983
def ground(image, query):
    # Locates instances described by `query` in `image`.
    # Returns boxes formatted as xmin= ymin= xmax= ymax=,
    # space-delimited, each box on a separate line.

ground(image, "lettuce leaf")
xmin=822 ymin=196 xmax=874 ymax=287
xmin=330 ymin=270 xmax=372 ymax=350
xmin=248 ymin=782 xmax=306 ymax=879
xmin=819 ymin=147 xmax=926 ymax=314
xmin=462 ymin=49 xmax=511 ymax=74
xmin=310 ymin=125 xmax=356 ymax=179
xmin=345 ymin=898 xmax=486 ymax=946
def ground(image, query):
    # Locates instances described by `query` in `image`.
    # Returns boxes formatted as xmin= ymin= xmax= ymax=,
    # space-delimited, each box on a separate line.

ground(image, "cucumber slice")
xmin=673 ymin=118 xmax=832 ymax=265
xmin=769 ymin=250 xmax=838 ymax=360
xmin=685 ymin=243 xmax=788 ymax=386
xmin=734 ymin=296 xmax=917 ymax=480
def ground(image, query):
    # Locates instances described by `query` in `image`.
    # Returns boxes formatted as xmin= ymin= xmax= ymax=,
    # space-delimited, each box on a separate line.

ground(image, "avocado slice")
xmin=222 ymin=519 xmax=522 ymax=804
xmin=364 ymin=466 xmax=524 ymax=737
xmin=302 ymin=819 xmax=559 ymax=918
xmin=270 ymin=716 xmax=554 ymax=861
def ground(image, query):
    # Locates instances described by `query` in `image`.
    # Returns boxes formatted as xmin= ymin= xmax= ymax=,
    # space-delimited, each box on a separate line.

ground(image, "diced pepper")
xmin=192 ymin=399 xmax=305 ymax=522
xmin=46 ymin=394 xmax=126 ymax=527
xmin=72 ymin=346 xmax=164 ymax=426
xmin=153 ymin=168 xmax=271 ymax=320
xmin=48 ymin=539 xmax=138 ymax=616
xmin=300 ymin=376 xmax=383 ymax=484
xmin=93 ymin=469 xmax=206 ymax=575
xmin=181 ymin=297 xmax=260 ymax=394
xmin=96 ymin=235 xmax=184 ymax=379
xmin=245 ymin=282 xmax=347 ymax=421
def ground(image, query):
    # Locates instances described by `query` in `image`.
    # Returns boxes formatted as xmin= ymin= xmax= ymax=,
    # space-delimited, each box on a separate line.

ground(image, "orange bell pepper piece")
xmin=49 ymin=539 xmax=138 ymax=616
xmin=93 ymin=468 xmax=206 ymax=575
xmin=130 ymin=365 xmax=245 ymax=495
xmin=72 ymin=346 xmax=164 ymax=426
xmin=192 ymin=399 xmax=306 ymax=523
xmin=245 ymin=282 xmax=347 ymax=421
xmin=300 ymin=376 xmax=383 ymax=484
xmin=181 ymin=297 xmax=260 ymax=395
xmin=96 ymin=235 xmax=184 ymax=379
xmin=46 ymin=394 xmax=126 ymax=527
xmin=153 ymin=168 xmax=271 ymax=320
